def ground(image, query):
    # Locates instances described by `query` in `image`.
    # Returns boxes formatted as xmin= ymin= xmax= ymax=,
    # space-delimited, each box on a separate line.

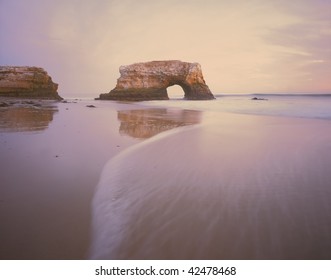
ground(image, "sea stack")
xmin=0 ymin=66 xmax=62 ymax=100
xmin=98 ymin=60 xmax=215 ymax=101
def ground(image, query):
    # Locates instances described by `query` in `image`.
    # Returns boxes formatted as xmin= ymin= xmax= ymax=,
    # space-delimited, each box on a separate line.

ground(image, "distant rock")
xmin=252 ymin=97 xmax=268 ymax=101
xmin=0 ymin=102 xmax=9 ymax=107
xmin=0 ymin=66 xmax=62 ymax=100
xmin=97 ymin=60 xmax=215 ymax=101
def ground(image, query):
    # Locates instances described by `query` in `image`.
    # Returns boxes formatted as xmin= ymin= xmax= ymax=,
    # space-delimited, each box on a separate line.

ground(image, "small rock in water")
xmin=86 ymin=105 xmax=96 ymax=108
xmin=0 ymin=102 xmax=10 ymax=107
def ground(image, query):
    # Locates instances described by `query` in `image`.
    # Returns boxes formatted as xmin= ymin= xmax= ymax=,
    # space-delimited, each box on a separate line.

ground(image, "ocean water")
xmin=89 ymin=94 xmax=331 ymax=260
xmin=143 ymin=94 xmax=331 ymax=120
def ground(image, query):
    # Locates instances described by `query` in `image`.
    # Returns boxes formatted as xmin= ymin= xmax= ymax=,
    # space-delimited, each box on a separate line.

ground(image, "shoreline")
xmin=90 ymin=111 xmax=331 ymax=259
xmin=0 ymin=99 xmax=202 ymax=259
xmin=0 ymin=100 xmax=144 ymax=259
xmin=1 ymin=98 xmax=331 ymax=259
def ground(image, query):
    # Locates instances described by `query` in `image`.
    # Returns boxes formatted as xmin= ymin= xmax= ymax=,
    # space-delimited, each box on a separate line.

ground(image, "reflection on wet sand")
xmin=117 ymin=108 xmax=202 ymax=138
xmin=0 ymin=102 xmax=58 ymax=132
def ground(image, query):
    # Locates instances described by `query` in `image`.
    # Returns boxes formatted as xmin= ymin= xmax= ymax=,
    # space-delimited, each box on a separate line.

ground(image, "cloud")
xmin=261 ymin=1 xmax=331 ymax=92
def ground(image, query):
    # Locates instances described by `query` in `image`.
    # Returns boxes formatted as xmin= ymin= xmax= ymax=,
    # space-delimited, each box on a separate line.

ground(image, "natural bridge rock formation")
xmin=98 ymin=60 xmax=214 ymax=101
xmin=0 ymin=66 xmax=62 ymax=100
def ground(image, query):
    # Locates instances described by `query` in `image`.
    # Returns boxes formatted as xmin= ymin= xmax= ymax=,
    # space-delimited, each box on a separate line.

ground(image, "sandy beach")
xmin=0 ymin=100 xmax=141 ymax=259
xmin=0 ymin=99 xmax=202 ymax=259
xmin=1 ymin=98 xmax=331 ymax=259
xmin=90 ymin=110 xmax=331 ymax=259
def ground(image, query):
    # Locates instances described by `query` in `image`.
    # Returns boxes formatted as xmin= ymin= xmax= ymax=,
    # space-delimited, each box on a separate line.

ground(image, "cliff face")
xmin=0 ymin=66 xmax=62 ymax=100
xmin=98 ymin=60 xmax=214 ymax=101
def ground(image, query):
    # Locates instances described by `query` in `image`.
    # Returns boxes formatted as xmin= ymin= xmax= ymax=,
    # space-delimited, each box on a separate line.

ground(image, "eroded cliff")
xmin=0 ymin=66 xmax=62 ymax=100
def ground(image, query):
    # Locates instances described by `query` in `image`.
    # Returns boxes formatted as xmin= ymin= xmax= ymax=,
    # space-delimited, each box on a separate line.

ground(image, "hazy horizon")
xmin=1 ymin=0 xmax=331 ymax=98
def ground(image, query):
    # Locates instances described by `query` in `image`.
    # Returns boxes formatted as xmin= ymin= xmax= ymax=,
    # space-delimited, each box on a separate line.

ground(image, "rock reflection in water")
xmin=0 ymin=103 xmax=58 ymax=132
xmin=117 ymin=108 xmax=202 ymax=139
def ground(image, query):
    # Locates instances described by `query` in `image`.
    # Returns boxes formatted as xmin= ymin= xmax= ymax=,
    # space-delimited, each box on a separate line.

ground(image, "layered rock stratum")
xmin=98 ymin=60 xmax=214 ymax=101
xmin=0 ymin=66 xmax=62 ymax=100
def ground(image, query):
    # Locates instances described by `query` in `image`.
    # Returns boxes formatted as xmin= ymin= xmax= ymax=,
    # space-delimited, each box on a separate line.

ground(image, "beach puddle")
xmin=117 ymin=108 xmax=202 ymax=139
xmin=0 ymin=101 xmax=58 ymax=132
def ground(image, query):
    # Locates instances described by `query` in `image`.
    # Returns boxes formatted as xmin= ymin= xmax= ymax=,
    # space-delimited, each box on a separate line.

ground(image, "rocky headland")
xmin=98 ymin=60 xmax=215 ymax=101
xmin=0 ymin=66 xmax=62 ymax=100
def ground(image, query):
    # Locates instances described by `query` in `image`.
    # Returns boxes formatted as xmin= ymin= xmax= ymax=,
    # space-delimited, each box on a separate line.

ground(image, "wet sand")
xmin=90 ymin=112 xmax=331 ymax=259
xmin=2 ymin=99 xmax=331 ymax=259
xmin=0 ymin=100 xmax=201 ymax=259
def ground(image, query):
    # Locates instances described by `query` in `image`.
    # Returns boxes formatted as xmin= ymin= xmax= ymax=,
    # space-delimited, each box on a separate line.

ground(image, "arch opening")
xmin=167 ymin=84 xmax=186 ymax=100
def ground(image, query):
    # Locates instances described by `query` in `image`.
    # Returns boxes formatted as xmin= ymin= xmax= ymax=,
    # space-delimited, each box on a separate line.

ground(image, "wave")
xmin=89 ymin=114 xmax=331 ymax=259
xmin=143 ymin=94 xmax=331 ymax=120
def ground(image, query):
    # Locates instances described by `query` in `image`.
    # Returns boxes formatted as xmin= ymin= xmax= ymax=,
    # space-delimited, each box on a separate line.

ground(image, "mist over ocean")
xmin=143 ymin=94 xmax=331 ymax=120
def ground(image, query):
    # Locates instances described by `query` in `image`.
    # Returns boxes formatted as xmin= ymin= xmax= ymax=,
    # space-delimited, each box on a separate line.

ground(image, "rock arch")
xmin=98 ymin=60 xmax=215 ymax=101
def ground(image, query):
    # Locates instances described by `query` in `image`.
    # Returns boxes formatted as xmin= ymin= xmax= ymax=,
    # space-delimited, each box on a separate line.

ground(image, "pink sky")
xmin=1 ymin=0 xmax=330 ymax=97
